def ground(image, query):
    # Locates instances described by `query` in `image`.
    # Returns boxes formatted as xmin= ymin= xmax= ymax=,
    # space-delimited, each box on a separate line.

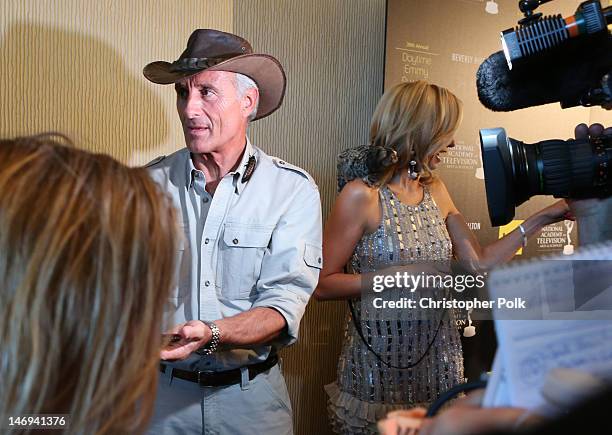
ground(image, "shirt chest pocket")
xmin=216 ymin=223 xmax=274 ymax=300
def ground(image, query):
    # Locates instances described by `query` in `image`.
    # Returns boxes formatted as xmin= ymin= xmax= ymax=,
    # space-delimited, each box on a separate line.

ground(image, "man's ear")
xmin=241 ymin=87 xmax=259 ymax=117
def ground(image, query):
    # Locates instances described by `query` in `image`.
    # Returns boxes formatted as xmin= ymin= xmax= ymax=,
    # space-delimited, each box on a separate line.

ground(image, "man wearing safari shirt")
xmin=143 ymin=29 xmax=322 ymax=434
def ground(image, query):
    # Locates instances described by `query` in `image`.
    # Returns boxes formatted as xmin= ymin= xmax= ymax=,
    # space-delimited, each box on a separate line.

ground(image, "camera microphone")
xmin=477 ymin=1 xmax=612 ymax=228
xmin=502 ymin=1 xmax=610 ymax=69
xmin=476 ymin=34 xmax=612 ymax=112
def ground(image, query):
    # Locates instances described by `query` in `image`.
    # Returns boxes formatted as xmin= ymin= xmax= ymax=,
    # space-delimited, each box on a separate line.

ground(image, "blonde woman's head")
xmin=369 ymin=80 xmax=463 ymax=185
xmin=0 ymin=135 xmax=179 ymax=434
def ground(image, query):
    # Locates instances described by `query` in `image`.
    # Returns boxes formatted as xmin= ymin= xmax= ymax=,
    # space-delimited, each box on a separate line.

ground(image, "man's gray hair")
xmin=235 ymin=73 xmax=259 ymax=122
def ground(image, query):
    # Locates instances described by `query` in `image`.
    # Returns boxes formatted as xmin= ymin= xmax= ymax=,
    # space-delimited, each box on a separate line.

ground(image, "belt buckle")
xmin=197 ymin=370 xmax=215 ymax=386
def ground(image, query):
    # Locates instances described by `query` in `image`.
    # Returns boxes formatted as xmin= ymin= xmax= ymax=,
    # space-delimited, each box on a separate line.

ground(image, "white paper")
xmin=484 ymin=241 xmax=612 ymax=414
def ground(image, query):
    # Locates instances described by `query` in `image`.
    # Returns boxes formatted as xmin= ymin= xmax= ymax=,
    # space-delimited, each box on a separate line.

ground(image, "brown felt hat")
xmin=143 ymin=29 xmax=286 ymax=121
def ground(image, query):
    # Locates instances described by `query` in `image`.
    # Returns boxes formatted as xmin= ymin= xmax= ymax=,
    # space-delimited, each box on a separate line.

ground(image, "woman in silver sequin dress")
xmin=314 ymin=81 xmax=571 ymax=435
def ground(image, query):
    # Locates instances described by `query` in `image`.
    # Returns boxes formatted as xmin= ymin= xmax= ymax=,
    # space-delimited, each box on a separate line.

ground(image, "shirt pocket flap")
xmin=222 ymin=225 xmax=273 ymax=248
xmin=303 ymin=243 xmax=323 ymax=269
xmin=177 ymin=234 xmax=186 ymax=251
xmin=177 ymin=222 xmax=188 ymax=251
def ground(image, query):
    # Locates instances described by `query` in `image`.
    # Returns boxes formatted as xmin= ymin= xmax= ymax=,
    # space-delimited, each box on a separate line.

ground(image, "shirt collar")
xmin=231 ymin=138 xmax=257 ymax=195
xmin=185 ymin=152 xmax=199 ymax=190
xmin=184 ymin=138 xmax=257 ymax=193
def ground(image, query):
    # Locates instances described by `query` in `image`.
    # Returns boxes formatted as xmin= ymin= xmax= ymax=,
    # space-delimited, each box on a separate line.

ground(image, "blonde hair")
xmin=369 ymin=80 xmax=463 ymax=185
xmin=0 ymin=135 xmax=179 ymax=434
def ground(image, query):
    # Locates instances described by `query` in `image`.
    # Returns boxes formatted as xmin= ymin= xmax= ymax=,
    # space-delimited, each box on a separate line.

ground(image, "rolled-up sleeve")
xmin=252 ymin=180 xmax=322 ymax=346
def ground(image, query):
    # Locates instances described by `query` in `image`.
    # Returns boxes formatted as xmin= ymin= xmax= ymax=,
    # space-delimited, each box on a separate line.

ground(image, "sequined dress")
xmin=325 ymin=185 xmax=464 ymax=434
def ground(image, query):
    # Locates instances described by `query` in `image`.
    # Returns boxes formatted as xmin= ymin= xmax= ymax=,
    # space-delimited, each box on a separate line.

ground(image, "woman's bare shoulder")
xmin=334 ymin=179 xmax=381 ymax=232
xmin=428 ymin=177 xmax=459 ymax=218
xmin=340 ymin=179 xmax=379 ymax=204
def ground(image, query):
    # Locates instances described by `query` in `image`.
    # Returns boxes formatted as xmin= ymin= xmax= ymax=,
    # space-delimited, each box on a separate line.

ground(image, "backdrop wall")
xmin=385 ymin=0 xmax=611 ymax=383
xmin=0 ymin=2 xmax=386 ymax=434
xmin=2 ymin=1 xmax=609 ymax=434
xmin=233 ymin=2 xmax=386 ymax=434
xmin=0 ymin=1 xmax=232 ymax=163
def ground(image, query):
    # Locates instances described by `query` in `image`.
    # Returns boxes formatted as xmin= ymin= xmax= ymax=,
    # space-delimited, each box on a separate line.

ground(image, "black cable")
xmin=347 ymin=298 xmax=447 ymax=370
xmin=425 ymin=380 xmax=488 ymax=417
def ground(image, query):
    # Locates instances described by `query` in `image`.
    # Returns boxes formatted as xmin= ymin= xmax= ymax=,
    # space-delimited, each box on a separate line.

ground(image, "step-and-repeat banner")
xmin=384 ymin=0 xmax=610 ymax=378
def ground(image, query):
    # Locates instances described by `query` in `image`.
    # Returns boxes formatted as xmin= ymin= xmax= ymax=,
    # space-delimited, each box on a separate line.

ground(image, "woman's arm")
xmin=313 ymin=180 xmax=379 ymax=301
xmin=433 ymin=179 xmax=570 ymax=272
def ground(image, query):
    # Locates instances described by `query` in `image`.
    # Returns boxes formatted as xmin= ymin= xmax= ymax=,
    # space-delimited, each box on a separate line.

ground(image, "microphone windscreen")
xmin=476 ymin=35 xmax=612 ymax=112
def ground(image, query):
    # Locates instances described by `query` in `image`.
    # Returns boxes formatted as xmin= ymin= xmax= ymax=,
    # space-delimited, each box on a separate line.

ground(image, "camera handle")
xmin=518 ymin=0 xmax=554 ymax=25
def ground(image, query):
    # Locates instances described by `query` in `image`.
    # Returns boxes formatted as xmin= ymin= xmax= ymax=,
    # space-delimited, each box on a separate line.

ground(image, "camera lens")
xmin=479 ymin=128 xmax=612 ymax=226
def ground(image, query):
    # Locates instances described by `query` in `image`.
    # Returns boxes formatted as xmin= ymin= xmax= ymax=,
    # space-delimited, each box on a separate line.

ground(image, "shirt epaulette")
xmin=271 ymin=157 xmax=317 ymax=188
xmin=144 ymin=155 xmax=167 ymax=168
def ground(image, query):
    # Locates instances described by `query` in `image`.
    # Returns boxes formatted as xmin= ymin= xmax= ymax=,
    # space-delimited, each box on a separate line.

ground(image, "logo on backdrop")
xmin=536 ymin=223 xmax=568 ymax=253
xmin=563 ymin=220 xmax=575 ymax=255
xmin=467 ymin=222 xmax=481 ymax=230
xmin=395 ymin=41 xmax=436 ymax=82
xmin=475 ymin=152 xmax=485 ymax=179
xmin=440 ymin=140 xmax=484 ymax=177
xmin=498 ymin=220 xmax=525 ymax=255
xmin=485 ymin=0 xmax=499 ymax=14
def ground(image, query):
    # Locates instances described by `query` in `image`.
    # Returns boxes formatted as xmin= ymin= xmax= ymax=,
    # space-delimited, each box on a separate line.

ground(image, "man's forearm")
xmin=215 ymin=307 xmax=287 ymax=346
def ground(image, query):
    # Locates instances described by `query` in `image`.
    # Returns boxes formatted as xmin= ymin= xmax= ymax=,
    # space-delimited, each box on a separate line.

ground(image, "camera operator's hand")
xmin=574 ymin=123 xmax=612 ymax=139
xmin=534 ymin=199 xmax=573 ymax=226
xmin=569 ymin=123 xmax=612 ymax=218
xmin=377 ymin=388 xmax=544 ymax=435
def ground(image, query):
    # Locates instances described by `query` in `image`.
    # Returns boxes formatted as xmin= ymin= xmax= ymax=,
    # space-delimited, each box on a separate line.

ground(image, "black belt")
xmin=159 ymin=354 xmax=278 ymax=387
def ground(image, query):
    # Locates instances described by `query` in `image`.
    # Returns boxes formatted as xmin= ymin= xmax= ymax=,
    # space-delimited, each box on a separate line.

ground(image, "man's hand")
xmin=159 ymin=307 xmax=286 ymax=362
xmin=161 ymin=320 xmax=212 ymax=361
xmin=377 ymin=389 xmax=486 ymax=435
xmin=377 ymin=407 xmax=426 ymax=435
xmin=378 ymin=405 xmax=535 ymax=435
xmin=418 ymin=406 xmax=530 ymax=435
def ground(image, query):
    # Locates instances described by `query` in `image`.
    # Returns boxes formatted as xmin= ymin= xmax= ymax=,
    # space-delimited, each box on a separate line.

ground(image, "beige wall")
xmin=0 ymin=0 xmax=232 ymax=164
xmin=0 ymin=2 xmax=385 ymax=434
xmin=234 ymin=2 xmax=385 ymax=434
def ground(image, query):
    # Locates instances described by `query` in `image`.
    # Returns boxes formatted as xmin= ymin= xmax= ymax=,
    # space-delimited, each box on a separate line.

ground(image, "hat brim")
xmin=143 ymin=54 xmax=286 ymax=121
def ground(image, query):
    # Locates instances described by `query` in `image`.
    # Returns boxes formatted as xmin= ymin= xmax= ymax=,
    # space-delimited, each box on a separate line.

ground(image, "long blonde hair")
xmin=0 ymin=135 xmax=179 ymax=434
xmin=369 ymin=80 xmax=463 ymax=185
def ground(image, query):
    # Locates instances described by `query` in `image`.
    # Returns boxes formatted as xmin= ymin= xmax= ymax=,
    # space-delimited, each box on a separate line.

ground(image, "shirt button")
xmin=233 ymin=238 xmax=239 ymax=245
xmin=204 ymin=238 xmax=210 ymax=244
xmin=318 ymin=257 xmax=322 ymax=264
xmin=205 ymin=281 xmax=210 ymax=287
xmin=279 ymin=160 xmax=285 ymax=165
xmin=203 ymin=197 xmax=209 ymax=203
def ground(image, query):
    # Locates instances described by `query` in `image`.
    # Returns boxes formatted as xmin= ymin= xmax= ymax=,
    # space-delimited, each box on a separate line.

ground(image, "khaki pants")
xmin=147 ymin=363 xmax=293 ymax=435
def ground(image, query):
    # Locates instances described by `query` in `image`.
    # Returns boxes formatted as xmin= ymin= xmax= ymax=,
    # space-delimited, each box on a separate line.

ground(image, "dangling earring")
xmin=408 ymin=160 xmax=418 ymax=180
